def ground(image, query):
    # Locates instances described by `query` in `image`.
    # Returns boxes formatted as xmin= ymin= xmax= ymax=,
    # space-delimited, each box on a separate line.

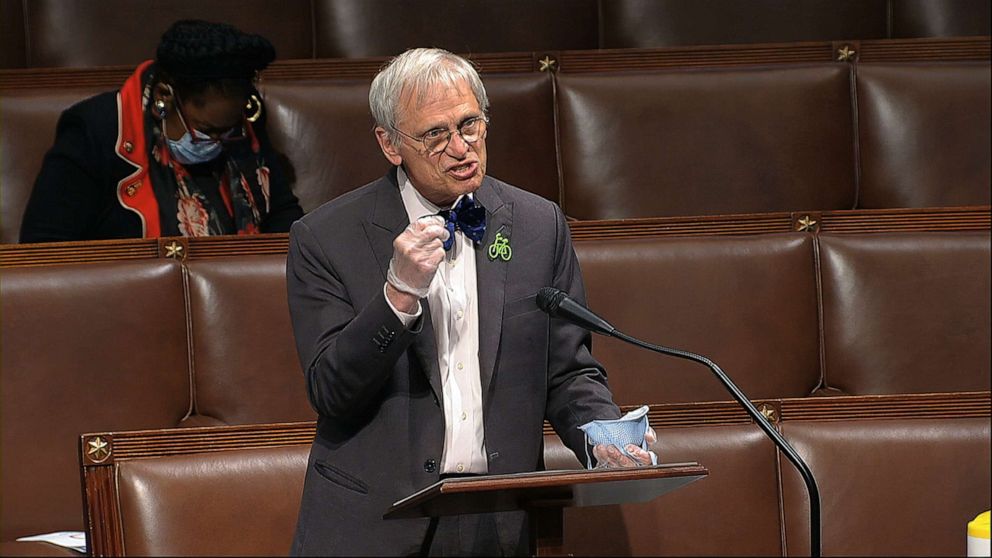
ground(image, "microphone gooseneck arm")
xmin=608 ymin=330 xmax=821 ymax=557
xmin=536 ymin=287 xmax=821 ymax=556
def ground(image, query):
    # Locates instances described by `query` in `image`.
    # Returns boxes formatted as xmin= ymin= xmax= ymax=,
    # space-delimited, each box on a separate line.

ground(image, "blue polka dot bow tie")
xmin=438 ymin=195 xmax=487 ymax=251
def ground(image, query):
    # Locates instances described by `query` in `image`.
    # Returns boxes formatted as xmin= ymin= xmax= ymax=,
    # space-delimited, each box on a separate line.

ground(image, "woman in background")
xmin=20 ymin=19 xmax=303 ymax=242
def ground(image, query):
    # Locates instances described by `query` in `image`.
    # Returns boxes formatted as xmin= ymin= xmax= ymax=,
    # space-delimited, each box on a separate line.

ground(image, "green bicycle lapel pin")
xmin=487 ymin=232 xmax=512 ymax=262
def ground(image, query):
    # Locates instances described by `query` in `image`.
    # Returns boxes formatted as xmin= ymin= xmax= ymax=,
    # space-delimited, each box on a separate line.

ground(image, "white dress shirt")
xmin=386 ymin=167 xmax=488 ymax=474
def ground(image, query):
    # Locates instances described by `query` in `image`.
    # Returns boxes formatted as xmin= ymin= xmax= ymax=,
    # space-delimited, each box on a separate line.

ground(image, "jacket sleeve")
xmin=286 ymin=218 xmax=422 ymax=421
xmin=544 ymin=202 xmax=622 ymax=457
xmin=20 ymin=108 xmax=109 ymax=242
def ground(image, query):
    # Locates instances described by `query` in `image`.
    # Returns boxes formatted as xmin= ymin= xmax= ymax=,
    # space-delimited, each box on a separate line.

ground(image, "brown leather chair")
xmin=856 ymin=63 xmax=991 ymax=209
xmin=261 ymin=72 xmax=559 ymax=213
xmin=0 ymin=0 xmax=26 ymax=68
xmin=890 ymin=0 xmax=992 ymax=37
xmin=576 ymin=233 xmax=822 ymax=404
xmin=780 ymin=416 xmax=991 ymax=556
xmin=311 ymin=0 xmax=598 ymax=58
xmin=598 ymin=0 xmax=889 ymax=49
xmin=20 ymin=0 xmax=313 ymax=68
xmin=556 ymin=65 xmax=857 ymax=219
xmin=548 ymin=424 xmax=784 ymax=556
xmin=114 ymin=444 xmax=309 ymax=556
xmin=184 ymin=255 xmax=315 ymax=425
xmin=0 ymin=87 xmax=104 ymax=243
xmin=818 ymin=232 xmax=991 ymax=395
xmin=0 ymin=260 xmax=191 ymax=553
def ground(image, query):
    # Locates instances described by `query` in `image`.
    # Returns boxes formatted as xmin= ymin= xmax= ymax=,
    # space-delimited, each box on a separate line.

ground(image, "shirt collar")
xmin=396 ymin=166 xmax=470 ymax=225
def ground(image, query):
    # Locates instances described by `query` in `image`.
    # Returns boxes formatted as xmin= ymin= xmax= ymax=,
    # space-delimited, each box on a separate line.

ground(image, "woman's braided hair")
xmin=156 ymin=19 xmax=275 ymax=99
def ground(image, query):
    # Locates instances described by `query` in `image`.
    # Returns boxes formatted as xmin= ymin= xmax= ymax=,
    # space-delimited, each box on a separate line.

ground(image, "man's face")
xmin=376 ymin=79 xmax=488 ymax=207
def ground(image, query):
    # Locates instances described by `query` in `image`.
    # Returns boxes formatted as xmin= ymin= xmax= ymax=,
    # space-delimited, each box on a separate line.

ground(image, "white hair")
xmin=369 ymin=48 xmax=489 ymax=145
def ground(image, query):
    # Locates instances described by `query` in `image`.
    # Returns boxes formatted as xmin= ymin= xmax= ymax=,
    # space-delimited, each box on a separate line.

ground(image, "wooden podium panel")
xmin=385 ymin=463 xmax=707 ymax=519
xmin=385 ymin=463 xmax=707 ymax=556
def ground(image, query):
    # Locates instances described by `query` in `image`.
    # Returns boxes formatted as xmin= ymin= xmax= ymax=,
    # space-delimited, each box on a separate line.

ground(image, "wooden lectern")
xmin=384 ymin=463 xmax=708 ymax=556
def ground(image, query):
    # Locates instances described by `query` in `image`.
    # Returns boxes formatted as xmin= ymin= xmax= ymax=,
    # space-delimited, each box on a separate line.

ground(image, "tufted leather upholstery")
xmin=2 ymin=229 xmax=989 ymax=553
xmin=556 ymin=66 xmax=857 ymax=219
xmin=3 ymin=61 xmax=989 ymax=242
xmin=185 ymin=255 xmax=315 ymax=425
xmin=115 ymin=445 xmax=309 ymax=556
xmin=780 ymin=417 xmax=991 ymax=556
xmin=599 ymin=0 xmax=889 ymax=49
xmin=0 ymin=87 xmax=105 ymax=244
xmin=311 ymin=0 xmax=598 ymax=58
xmin=856 ymin=63 xmax=992 ymax=209
xmin=577 ymin=233 xmax=821 ymax=404
xmin=818 ymin=232 xmax=992 ymax=394
xmin=20 ymin=0 xmax=313 ymax=68
xmin=0 ymin=260 xmax=190 ymax=541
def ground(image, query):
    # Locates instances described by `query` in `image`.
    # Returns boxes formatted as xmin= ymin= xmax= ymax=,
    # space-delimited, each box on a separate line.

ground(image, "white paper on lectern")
xmin=15 ymin=530 xmax=87 ymax=553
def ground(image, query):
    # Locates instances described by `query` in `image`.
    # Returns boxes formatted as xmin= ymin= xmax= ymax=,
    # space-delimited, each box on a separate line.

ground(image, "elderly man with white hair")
xmin=287 ymin=48 xmax=654 ymax=556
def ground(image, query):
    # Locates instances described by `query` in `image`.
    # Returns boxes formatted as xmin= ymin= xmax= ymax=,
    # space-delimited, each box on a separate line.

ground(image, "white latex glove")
xmin=592 ymin=426 xmax=658 ymax=468
xmin=386 ymin=215 xmax=450 ymax=298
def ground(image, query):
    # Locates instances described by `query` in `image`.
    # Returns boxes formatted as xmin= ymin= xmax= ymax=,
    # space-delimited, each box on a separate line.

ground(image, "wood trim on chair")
xmin=2 ymin=36 xmax=987 ymax=91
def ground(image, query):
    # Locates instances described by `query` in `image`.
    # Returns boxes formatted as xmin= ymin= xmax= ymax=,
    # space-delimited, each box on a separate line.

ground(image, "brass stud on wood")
xmin=86 ymin=436 xmax=111 ymax=463
xmin=538 ymin=55 xmax=558 ymax=72
xmin=796 ymin=215 xmax=819 ymax=232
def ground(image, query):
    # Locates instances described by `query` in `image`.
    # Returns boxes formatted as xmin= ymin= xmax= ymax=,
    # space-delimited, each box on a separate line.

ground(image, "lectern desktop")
xmin=385 ymin=463 xmax=708 ymax=556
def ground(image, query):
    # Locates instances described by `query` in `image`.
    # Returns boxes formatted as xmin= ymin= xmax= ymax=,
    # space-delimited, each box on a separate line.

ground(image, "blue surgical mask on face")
xmin=167 ymin=128 xmax=224 ymax=165
xmin=163 ymin=94 xmax=224 ymax=165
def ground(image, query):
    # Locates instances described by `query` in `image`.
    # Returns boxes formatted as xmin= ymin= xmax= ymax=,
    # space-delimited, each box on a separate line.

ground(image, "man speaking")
xmin=287 ymin=48 xmax=653 ymax=556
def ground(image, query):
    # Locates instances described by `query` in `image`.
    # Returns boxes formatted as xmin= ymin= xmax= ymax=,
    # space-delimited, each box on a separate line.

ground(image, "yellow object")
xmin=970 ymin=511 xmax=991 ymax=539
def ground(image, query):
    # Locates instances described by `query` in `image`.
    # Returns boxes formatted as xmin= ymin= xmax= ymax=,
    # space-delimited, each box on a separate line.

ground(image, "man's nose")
xmin=444 ymin=130 xmax=471 ymax=157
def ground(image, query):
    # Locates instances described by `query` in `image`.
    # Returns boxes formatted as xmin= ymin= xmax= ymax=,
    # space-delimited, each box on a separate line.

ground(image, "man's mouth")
xmin=446 ymin=161 xmax=478 ymax=180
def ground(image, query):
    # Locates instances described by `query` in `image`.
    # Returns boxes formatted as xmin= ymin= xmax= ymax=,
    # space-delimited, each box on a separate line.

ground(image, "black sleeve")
xmin=19 ymin=109 xmax=109 ymax=243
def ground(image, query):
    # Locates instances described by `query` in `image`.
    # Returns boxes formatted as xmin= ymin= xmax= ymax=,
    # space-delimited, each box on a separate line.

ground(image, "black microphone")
xmin=536 ymin=287 xmax=616 ymax=336
xmin=535 ymin=287 xmax=822 ymax=557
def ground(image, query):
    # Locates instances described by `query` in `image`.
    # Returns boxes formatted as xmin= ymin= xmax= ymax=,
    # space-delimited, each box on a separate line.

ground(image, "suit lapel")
xmin=363 ymin=169 xmax=443 ymax=403
xmin=474 ymin=179 xmax=511 ymax=402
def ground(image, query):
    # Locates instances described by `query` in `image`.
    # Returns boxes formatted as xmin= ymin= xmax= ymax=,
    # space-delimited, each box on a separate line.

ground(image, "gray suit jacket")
xmin=287 ymin=169 xmax=620 ymax=556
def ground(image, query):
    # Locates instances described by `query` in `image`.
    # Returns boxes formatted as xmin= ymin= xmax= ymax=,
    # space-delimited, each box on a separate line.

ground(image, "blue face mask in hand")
xmin=578 ymin=405 xmax=658 ymax=469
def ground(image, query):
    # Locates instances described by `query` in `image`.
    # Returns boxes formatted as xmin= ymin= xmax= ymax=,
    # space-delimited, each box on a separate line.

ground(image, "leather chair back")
xmin=185 ymin=255 xmax=315 ymax=425
xmin=548 ymin=424 xmax=784 ymax=556
xmin=557 ymin=66 xmax=857 ymax=219
xmin=115 ymin=444 xmax=308 ymax=556
xmin=856 ymin=63 xmax=991 ymax=209
xmin=780 ymin=416 xmax=991 ymax=556
xmin=575 ymin=233 xmax=821 ymax=404
xmin=0 ymin=87 xmax=104 ymax=243
xmin=20 ymin=0 xmax=313 ymax=68
xmin=0 ymin=260 xmax=190 ymax=540
xmin=311 ymin=0 xmax=598 ymax=58
xmin=599 ymin=0 xmax=889 ymax=49
xmin=818 ymin=232 xmax=992 ymax=394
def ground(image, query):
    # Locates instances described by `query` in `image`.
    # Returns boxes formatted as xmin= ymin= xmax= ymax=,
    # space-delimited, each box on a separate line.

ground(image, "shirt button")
xmin=460 ymin=412 xmax=467 ymax=421
xmin=423 ymin=459 xmax=437 ymax=473
xmin=457 ymin=362 xmax=464 ymax=370
xmin=456 ymin=310 xmax=464 ymax=319
xmin=456 ymin=463 xmax=465 ymax=473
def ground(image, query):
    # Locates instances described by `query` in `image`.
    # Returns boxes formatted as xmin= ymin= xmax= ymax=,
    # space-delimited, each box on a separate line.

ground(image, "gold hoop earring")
xmin=245 ymin=94 xmax=263 ymax=123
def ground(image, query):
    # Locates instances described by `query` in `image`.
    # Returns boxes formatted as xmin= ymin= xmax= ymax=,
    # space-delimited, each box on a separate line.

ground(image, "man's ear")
xmin=375 ymin=127 xmax=403 ymax=166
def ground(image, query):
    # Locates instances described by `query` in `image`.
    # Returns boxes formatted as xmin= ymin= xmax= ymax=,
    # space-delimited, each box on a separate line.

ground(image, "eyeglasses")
xmin=175 ymin=97 xmax=248 ymax=145
xmin=391 ymin=115 xmax=489 ymax=155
